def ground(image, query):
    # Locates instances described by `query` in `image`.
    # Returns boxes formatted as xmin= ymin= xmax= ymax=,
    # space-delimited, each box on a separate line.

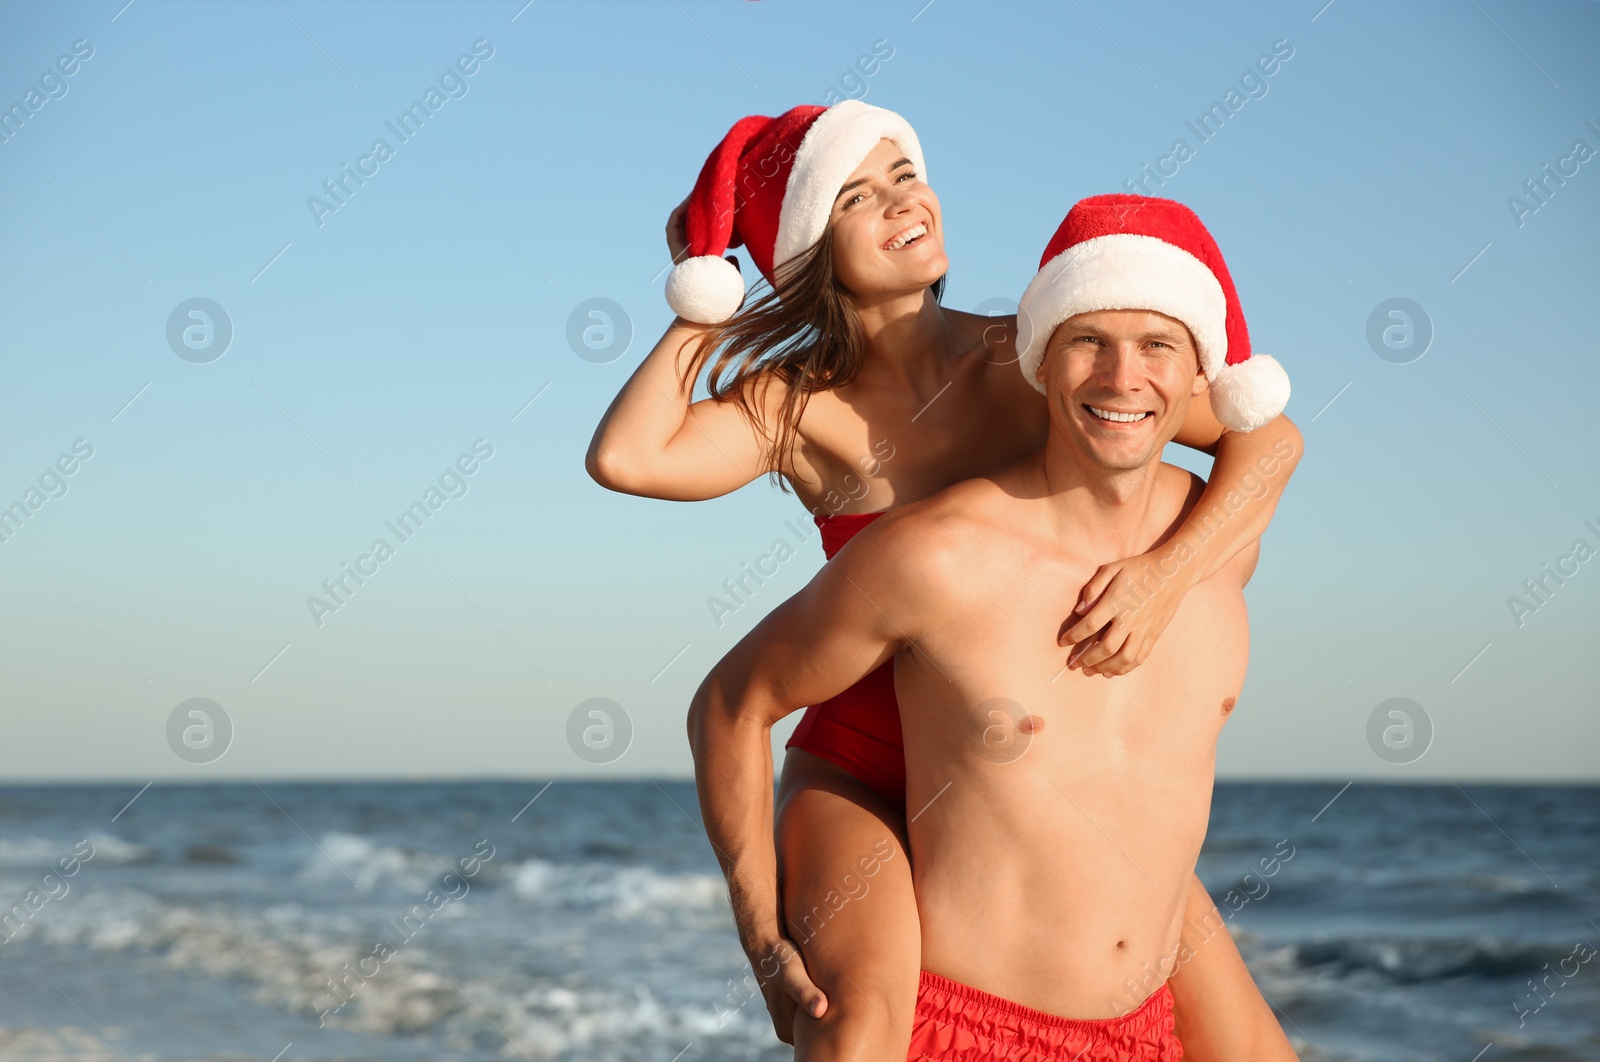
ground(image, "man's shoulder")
xmin=884 ymin=475 xmax=1015 ymax=540
xmin=838 ymin=477 xmax=1020 ymax=595
xmin=1166 ymin=464 xmax=1208 ymax=518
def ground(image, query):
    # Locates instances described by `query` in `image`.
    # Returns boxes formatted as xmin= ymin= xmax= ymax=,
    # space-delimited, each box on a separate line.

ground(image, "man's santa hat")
xmin=665 ymin=100 xmax=926 ymax=324
xmin=1016 ymin=194 xmax=1290 ymax=432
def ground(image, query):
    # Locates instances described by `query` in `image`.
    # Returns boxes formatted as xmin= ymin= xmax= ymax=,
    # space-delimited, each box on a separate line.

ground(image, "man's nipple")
xmin=1019 ymin=714 xmax=1045 ymax=734
xmin=1221 ymin=696 xmax=1237 ymax=717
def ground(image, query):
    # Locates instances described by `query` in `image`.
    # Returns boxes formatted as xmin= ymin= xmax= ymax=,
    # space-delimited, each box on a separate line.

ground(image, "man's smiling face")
xmin=1034 ymin=308 xmax=1210 ymax=472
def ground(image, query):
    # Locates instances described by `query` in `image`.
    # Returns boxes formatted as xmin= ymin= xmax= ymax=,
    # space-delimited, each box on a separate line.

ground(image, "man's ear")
xmin=1183 ymin=327 xmax=1206 ymax=397
xmin=1037 ymin=327 xmax=1068 ymax=389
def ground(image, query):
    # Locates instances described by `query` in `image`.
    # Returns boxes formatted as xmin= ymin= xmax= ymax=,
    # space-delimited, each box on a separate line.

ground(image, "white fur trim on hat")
xmin=666 ymin=254 xmax=746 ymax=324
xmin=1016 ymin=233 xmax=1227 ymax=395
xmin=773 ymin=100 xmax=927 ymax=268
xmin=1207 ymin=353 xmax=1290 ymax=432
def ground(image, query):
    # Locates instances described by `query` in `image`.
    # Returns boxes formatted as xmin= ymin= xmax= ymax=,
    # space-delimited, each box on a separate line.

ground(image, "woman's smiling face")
xmin=824 ymin=138 xmax=948 ymax=299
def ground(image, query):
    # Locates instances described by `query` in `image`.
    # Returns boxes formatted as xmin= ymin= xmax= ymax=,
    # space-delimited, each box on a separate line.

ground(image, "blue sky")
xmin=0 ymin=0 xmax=1595 ymax=783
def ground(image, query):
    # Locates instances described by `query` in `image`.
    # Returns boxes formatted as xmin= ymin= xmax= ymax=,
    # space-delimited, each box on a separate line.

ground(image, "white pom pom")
xmin=665 ymin=255 xmax=745 ymax=324
xmin=1208 ymin=354 xmax=1291 ymax=432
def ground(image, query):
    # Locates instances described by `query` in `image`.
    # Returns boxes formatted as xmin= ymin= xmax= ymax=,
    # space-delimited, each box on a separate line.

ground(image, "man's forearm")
xmin=688 ymin=679 xmax=786 ymax=954
xmin=684 ymin=536 xmax=909 ymax=956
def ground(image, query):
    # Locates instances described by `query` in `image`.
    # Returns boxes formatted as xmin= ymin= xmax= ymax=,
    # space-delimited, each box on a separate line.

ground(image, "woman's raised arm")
xmin=585 ymin=198 xmax=794 ymax=501
xmin=584 ymin=317 xmax=789 ymax=500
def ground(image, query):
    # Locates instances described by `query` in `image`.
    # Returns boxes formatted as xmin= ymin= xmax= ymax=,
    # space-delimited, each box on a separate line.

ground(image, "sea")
xmin=0 ymin=781 xmax=1594 ymax=1061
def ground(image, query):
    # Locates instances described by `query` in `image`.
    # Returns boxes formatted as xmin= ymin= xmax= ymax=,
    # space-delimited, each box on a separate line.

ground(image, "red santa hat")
xmin=1016 ymin=194 xmax=1290 ymax=432
xmin=665 ymin=100 xmax=927 ymax=324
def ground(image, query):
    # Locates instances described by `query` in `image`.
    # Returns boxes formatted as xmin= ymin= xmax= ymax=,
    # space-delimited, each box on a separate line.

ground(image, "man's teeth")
xmin=1087 ymin=406 xmax=1151 ymax=423
xmin=884 ymin=223 xmax=927 ymax=250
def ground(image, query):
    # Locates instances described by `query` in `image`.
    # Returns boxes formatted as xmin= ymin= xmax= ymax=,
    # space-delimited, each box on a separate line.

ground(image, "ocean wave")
xmin=509 ymin=858 xmax=727 ymax=918
xmin=8 ymin=888 xmax=454 ymax=1026
xmin=293 ymin=837 xmax=728 ymax=921
xmin=1454 ymin=872 xmax=1541 ymax=894
xmin=445 ymin=979 xmax=775 ymax=1059
xmin=299 ymin=832 xmax=461 ymax=892
xmin=0 ymin=1025 xmax=132 ymax=1061
xmin=84 ymin=832 xmax=159 ymax=865
xmin=0 ymin=837 xmax=75 ymax=868
xmin=1290 ymin=934 xmax=1551 ymax=982
xmin=0 ymin=832 xmax=153 ymax=869
xmin=10 ymin=886 xmax=763 ymax=1057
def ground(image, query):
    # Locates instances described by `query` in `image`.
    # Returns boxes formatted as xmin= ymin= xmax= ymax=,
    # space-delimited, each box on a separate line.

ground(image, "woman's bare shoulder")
xmin=941 ymin=308 xmax=1038 ymax=396
xmin=940 ymin=306 xmax=1018 ymax=357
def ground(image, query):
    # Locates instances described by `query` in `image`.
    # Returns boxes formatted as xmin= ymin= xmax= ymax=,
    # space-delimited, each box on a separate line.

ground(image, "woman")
xmin=588 ymin=101 xmax=1302 ymax=1060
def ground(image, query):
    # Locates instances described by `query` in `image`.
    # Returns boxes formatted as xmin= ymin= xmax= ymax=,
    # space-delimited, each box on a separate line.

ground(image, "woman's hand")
xmin=666 ymin=195 xmax=691 ymax=262
xmin=665 ymin=194 xmax=741 ymax=274
xmin=743 ymin=934 xmax=829 ymax=1044
xmin=1060 ymin=415 xmax=1301 ymax=677
xmin=1058 ymin=549 xmax=1194 ymax=677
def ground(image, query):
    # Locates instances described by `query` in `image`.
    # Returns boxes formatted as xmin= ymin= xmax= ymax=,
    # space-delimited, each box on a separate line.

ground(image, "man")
xmin=690 ymin=195 xmax=1297 ymax=1059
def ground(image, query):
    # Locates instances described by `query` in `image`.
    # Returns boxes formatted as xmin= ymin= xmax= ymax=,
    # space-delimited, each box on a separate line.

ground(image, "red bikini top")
xmin=815 ymin=510 xmax=888 ymax=560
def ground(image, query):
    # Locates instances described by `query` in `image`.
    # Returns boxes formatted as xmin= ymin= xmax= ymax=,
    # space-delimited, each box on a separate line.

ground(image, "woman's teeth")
xmin=884 ymin=223 xmax=927 ymax=251
xmin=1087 ymin=406 xmax=1152 ymax=423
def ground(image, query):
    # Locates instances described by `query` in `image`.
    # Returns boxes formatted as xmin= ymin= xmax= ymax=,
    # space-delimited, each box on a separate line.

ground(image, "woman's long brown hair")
xmin=678 ymin=226 xmax=945 ymax=491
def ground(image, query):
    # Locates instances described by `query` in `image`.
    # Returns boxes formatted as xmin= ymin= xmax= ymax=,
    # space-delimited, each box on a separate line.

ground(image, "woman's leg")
xmin=1168 ymin=874 xmax=1300 ymax=1060
xmin=775 ymin=749 xmax=920 ymax=1062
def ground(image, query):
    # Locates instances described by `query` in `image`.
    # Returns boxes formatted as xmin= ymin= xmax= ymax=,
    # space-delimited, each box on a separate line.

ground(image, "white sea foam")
xmin=479 ymin=980 xmax=775 ymax=1060
xmin=19 ymin=886 xmax=466 ymax=1035
xmin=299 ymin=832 xmax=460 ymax=891
xmin=0 ymin=1025 xmax=132 ymax=1061
xmin=0 ymin=832 xmax=151 ymax=868
xmin=0 ymin=837 xmax=74 ymax=867
xmin=508 ymin=858 xmax=727 ymax=917
xmin=10 ymin=860 xmax=751 ymax=1057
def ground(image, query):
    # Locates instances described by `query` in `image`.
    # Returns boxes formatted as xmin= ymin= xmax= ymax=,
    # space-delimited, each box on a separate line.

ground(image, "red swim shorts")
xmin=908 ymin=970 xmax=1182 ymax=1061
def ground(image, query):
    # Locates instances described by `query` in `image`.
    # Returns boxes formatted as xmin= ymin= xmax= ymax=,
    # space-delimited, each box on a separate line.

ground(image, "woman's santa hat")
xmin=665 ymin=100 xmax=926 ymax=324
xmin=1016 ymin=194 xmax=1290 ymax=432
